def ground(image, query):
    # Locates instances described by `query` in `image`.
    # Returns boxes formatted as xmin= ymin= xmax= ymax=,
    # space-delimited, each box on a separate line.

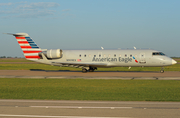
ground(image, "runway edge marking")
xmin=30 ymin=106 xmax=133 ymax=109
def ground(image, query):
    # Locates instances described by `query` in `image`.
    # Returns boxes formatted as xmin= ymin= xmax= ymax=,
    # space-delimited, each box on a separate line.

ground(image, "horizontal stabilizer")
xmin=4 ymin=33 xmax=29 ymax=37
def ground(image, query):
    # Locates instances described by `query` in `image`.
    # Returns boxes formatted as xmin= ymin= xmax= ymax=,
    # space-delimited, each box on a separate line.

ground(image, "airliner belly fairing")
xmin=8 ymin=33 xmax=177 ymax=73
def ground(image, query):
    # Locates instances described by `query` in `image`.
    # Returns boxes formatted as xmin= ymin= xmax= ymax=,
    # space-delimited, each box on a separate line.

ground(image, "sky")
xmin=0 ymin=0 xmax=180 ymax=57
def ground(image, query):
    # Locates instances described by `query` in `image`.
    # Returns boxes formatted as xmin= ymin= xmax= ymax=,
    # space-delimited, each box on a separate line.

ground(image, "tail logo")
xmin=15 ymin=33 xmax=42 ymax=60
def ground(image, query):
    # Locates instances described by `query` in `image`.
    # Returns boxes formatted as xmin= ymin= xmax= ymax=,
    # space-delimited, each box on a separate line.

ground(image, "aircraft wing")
xmin=51 ymin=62 xmax=108 ymax=68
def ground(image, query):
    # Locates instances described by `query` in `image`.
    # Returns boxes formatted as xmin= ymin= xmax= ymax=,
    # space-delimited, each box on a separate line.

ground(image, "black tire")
xmin=82 ymin=68 xmax=87 ymax=73
xmin=160 ymin=70 xmax=164 ymax=73
xmin=89 ymin=69 xmax=94 ymax=72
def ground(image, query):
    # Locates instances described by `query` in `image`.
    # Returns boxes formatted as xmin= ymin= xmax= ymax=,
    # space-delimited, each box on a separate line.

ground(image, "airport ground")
xmin=0 ymin=100 xmax=180 ymax=118
xmin=0 ymin=58 xmax=180 ymax=117
xmin=0 ymin=70 xmax=180 ymax=80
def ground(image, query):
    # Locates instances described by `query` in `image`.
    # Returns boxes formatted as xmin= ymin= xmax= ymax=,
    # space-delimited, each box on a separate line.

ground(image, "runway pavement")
xmin=0 ymin=70 xmax=180 ymax=80
xmin=0 ymin=99 xmax=179 ymax=118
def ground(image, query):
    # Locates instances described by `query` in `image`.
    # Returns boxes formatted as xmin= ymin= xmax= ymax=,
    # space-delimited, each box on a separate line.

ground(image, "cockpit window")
xmin=152 ymin=52 xmax=165 ymax=56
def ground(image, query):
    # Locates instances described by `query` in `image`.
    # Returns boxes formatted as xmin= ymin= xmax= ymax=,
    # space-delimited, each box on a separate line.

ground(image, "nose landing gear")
xmin=160 ymin=67 xmax=164 ymax=73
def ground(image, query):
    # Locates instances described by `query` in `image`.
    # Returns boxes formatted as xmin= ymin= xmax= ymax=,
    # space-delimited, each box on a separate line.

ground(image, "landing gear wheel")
xmin=160 ymin=67 xmax=164 ymax=73
xmin=82 ymin=68 xmax=87 ymax=73
xmin=89 ymin=66 xmax=96 ymax=72
xmin=89 ymin=69 xmax=94 ymax=72
xmin=160 ymin=70 xmax=164 ymax=73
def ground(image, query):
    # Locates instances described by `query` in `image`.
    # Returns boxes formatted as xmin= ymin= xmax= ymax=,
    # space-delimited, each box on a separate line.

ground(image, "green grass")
xmin=176 ymin=60 xmax=180 ymax=63
xmin=0 ymin=63 xmax=82 ymax=71
xmin=0 ymin=58 xmax=31 ymax=62
xmin=0 ymin=78 xmax=180 ymax=101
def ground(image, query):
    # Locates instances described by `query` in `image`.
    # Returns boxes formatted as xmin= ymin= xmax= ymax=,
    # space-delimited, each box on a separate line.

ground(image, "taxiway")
xmin=0 ymin=70 xmax=180 ymax=80
xmin=0 ymin=100 xmax=179 ymax=118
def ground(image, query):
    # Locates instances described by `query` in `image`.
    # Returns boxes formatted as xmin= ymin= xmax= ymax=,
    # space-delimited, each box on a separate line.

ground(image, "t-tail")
xmin=8 ymin=33 xmax=42 ymax=60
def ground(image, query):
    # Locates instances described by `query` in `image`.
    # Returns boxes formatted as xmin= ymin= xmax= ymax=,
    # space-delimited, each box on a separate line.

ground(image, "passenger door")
xmin=139 ymin=53 xmax=146 ymax=64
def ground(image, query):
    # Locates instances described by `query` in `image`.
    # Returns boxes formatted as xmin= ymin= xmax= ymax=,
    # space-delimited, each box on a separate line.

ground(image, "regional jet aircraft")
xmin=7 ymin=33 xmax=177 ymax=73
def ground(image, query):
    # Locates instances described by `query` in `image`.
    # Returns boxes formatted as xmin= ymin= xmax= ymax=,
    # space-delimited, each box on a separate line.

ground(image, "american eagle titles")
xmin=92 ymin=57 xmax=132 ymax=63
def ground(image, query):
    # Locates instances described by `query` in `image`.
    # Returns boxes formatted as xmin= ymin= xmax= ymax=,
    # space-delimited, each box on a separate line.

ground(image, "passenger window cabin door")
xmin=139 ymin=53 xmax=146 ymax=64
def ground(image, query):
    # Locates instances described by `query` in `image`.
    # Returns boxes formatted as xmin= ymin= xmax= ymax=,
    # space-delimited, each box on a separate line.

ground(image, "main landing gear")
xmin=82 ymin=67 xmax=97 ymax=73
xmin=82 ymin=68 xmax=88 ymax=73
xmin=160 ymin=67 xmax=164 ymax=73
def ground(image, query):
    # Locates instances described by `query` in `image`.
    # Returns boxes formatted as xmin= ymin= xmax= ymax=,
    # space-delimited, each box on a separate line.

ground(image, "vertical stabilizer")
xmin=11 ymin=33 xmax=42 ymax=60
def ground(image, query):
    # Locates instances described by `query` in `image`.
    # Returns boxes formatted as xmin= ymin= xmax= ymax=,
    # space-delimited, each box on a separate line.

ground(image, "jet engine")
xmin=40 ymin=49 xmax=62 ymax=59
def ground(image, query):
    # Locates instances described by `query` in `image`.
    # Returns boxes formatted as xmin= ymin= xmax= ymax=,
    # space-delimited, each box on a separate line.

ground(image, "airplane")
xmin=7 ymin=33 xmax=177 ymax=73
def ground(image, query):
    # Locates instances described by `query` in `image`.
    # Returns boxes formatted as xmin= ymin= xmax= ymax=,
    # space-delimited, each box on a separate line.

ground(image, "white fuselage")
xmin=37 ymin=49 xmax=176 ymax=68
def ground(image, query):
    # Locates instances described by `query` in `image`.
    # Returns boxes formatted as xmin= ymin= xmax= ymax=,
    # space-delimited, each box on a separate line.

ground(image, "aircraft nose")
xmin=172 ymin=59 xmax=177 ymax=65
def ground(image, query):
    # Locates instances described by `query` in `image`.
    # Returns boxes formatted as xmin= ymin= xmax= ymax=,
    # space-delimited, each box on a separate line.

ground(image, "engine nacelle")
xmin=41 ymin=49 xmax=62 ymax=59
